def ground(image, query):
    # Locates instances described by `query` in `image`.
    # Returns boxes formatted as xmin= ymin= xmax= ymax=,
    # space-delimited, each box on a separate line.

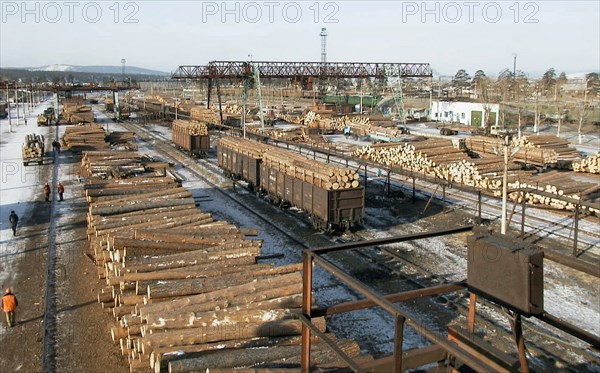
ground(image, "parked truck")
xmin=22 ymin=133 xmax=45 ymax=166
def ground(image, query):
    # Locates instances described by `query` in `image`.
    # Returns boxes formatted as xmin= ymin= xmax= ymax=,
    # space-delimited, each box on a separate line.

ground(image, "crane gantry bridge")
xmin=171 ymin=60 xmax=433 ymax=123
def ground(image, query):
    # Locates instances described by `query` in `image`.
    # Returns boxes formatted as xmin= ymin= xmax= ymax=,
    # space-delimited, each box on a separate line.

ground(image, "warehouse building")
xmin=429 ymin=101 xmax=500 ymax=127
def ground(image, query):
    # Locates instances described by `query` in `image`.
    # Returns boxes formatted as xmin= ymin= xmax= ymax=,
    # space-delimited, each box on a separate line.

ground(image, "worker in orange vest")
xmin=2 ymin=288 xmax=18 ymax=327
xmin=43 ymin=182 xmax=51 ymax=202
xmin=57 ymin=182 xmax=65 ymax=201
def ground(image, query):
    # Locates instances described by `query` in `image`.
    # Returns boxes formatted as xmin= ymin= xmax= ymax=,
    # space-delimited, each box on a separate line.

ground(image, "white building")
xmin=429 ymin=101 xmax=500 ymax=127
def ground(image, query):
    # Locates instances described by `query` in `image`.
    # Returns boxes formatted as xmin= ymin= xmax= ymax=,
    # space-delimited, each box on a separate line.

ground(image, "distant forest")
xmin=0 ymin=68 xmax=169 ymax=85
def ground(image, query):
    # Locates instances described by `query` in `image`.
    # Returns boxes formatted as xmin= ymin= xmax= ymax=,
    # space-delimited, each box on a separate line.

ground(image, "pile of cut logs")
xmin=220 ymin=136 xmax=359 ymax=190
xmin=63 ymin=101 xmax=94 ymax=124
xmin=573 ymin=152 xmax=600 ymax=174
xmin=80 ymin=151 xmax=168 ymax=179
xmin=172 ymin=120 xmax=208 ymax=136
xmin=515 ymin=135 xmax=581 ymax=163
xmin=61 ymin=124 xmax=109 ymax=152
xmin=472 ymin=135 xmax=579 ymax=166
xmin=354 ymin=139 xmax=535 ymax=192
xmin=509 ymin=171 xmax=600 ymax=212
xmin=263 ymin=147 xmax=360 ymax=189
xmin=81 ymin=148 xmax=368 ymax=372
xmin=189 ymin=106 xmax=219 ymax=124
xmin=22 ymin=133 xmax=45 ymax=158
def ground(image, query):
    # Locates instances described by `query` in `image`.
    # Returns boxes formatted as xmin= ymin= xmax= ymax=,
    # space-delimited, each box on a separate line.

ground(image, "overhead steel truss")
xmin=172 ymin=61 xmax=433 ymax=79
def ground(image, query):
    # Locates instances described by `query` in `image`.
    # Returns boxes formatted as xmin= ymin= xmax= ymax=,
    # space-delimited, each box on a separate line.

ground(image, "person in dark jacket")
xmin=9 ymin=211 xmax=18 ymax=236
xmin=2 ymin=288 xmax=18 ymax=327
xmin=57 ymin=182 xmax=65 ymax=201
xmin=43 ymin=182 xmax=51 ymax=202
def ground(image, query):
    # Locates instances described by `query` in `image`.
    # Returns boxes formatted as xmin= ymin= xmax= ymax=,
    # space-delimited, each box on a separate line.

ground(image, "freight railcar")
xmin=172 ymin=120 xmax=210 ymax=157
xmin=217 ymin=137 xmax=364 ymax=232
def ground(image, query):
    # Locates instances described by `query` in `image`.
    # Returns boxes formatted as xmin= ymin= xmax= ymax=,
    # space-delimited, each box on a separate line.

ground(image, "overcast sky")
xmin=1 ymin=1 xmax=598 ymax=77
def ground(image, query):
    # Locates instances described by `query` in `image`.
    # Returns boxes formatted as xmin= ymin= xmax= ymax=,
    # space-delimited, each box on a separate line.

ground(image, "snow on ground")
xmin=0 ymin=98 xmax=55 ymax=335
xmin=0 ymin=99 xmax=54 ymax=282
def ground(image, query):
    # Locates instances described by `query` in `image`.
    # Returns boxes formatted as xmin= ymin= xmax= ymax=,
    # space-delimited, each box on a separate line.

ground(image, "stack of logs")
xmin=466 ymin=135 xmax=581 ymax=167
xmin=172 ymin=120 xmax=208 ymax=136
xmin=354 ymin=140 xmax=534 ymax=192
xmin=62 ymin=101 xmax=95 ymax=124
xmin=509 ymin=171 xmax=600 ymax=212
xmin=22 ymin=133 xmax=45 ymax=158
xmin=80 ymin=151 xmax=169 ymax=179
xmin=573 ymin=152 xmax=600 ymax=174
xmin=189 ymin=106 xmax=219 ymax=124
xmin=61 ymin=124 xmax=109 ymax=153
xmin=220 ymin=136 xmax=359 ymax=190
xmin=82 ymin=149 xmax=368 ymax=372
xmin=515 ymin=135 xmax=581 ymax=164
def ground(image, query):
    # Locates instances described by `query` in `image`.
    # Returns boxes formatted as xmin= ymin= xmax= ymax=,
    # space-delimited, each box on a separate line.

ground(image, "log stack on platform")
xmin=220 ymin=136 xmax=359 ymax=190
xmin=62 ymin=124 xmax=109 ymax=153
xmin=508 ymin=171 xmax=600 ymax=212
xmin=573 ymin=152 xmax=600 ymax=174
xmin=79 ymin=146 xmax=369 ymax=372
xmin=515 ymin=135 xmax=581 ymax=165
xmin=189 ymin=107 xmax=219 ymax=125
xmin=464 ymin=135 xmax=579 ymax=167
xmin=172 ymin=120 xmax=208 ymax=136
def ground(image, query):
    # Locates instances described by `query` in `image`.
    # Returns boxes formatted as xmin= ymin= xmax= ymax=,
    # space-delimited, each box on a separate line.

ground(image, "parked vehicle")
xmin=22 ymin=133 xmax=45 ymax=166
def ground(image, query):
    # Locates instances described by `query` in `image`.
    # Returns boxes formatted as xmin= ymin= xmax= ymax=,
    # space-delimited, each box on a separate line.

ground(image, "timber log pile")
xmin=80 ymin=151 xmax=169 ymax=179
xmin=61 ymin=124 xmax=109 ymax=152
xmin=189 ymin=106 xmax=219 ymax=124
xmin=107 ymin=131 xmax=137 ymax=150
xmin=466 ymin=135 xmax=582 ymax=167
xmin=515 ymin=135 xmax=581 ymax=164
xmin=172 ymin=120 xmax=208 ymax=136
xmin=62 ymin=100 xmax=94 ymax=124
xmin=81 ymin=150 xmax=368 ymax=372
xmin=508 ymin=171 xmax=600 ymax=212
xmin=572 ymin=152 xmax=600 ymax=174
xmin=464 ymin=136 xmax=562 ymax=166
xmin=354 ymin=140 xmax=534 ymax=192
xmin=22 ymin=133 xmax=45 ymax=158
xmin=220 ymin=136 xmax=359 ymax=190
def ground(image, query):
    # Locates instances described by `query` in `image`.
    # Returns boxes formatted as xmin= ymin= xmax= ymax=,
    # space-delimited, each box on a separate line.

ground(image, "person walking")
xmin=9 ymin=211 xmax=19 ymax=236
xmin=43 ymin=181 xmax=51 ymax=202
xmin=57 ymin=182 xmax=65 ymax=201
xmin=2 ymin=288 xmax=18 ymax=327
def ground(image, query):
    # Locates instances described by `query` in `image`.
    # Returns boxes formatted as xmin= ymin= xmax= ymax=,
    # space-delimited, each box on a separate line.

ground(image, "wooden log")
xmin=142 ymin=317 xmax=326 ymax=349
xmin=146 ymin=264 xmax=302 ymax=299
xmin=137 ymin=273 xmax=301 ymax=317
xmin=91 ymin=197 xmax=196 ymax=216
xmin=167 ymin=345 xmax=301 ymax=373
xmin=122 ymin=253 xmax=257 ymax=274
xmin=146 ymin=307 xmax=301 ymax=331
xmin=108 ymin=262 xmax=270 ymax=285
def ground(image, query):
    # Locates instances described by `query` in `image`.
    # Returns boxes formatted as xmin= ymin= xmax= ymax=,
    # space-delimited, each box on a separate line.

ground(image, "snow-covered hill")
xmin=26 ymin=64 xmax=168 ymax=76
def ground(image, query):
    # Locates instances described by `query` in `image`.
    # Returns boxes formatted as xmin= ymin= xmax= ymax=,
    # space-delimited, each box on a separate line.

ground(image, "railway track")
xmin=244 ymin=135 xmax=600 ymax=262
xmin=118 ymin=117 xmax=599 ymax=371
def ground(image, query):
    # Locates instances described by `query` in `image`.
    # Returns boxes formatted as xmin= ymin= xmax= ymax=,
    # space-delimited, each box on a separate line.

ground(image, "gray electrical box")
xmin=467 ymin=231 xmax=544 ymax=316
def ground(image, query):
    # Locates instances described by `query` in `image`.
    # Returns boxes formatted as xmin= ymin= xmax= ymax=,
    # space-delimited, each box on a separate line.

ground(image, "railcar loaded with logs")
xmin=218 ymin=136 xmax=365 ymax=232
xmin=171 ymin=119 xmax=210 ymax=157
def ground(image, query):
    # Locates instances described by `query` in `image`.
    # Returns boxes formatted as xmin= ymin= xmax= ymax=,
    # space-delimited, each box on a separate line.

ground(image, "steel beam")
xmin=311 ymin=282 xmax=466 ymax=317
xmin=172 ymin=61 xmax=433 ymax=80
xmin=310 ymin=225 xmax=473 ymax=255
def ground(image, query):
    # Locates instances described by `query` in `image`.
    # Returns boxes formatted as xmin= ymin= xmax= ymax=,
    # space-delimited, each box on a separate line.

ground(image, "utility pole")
xmin=501 ymin=134 xmax=510 ymax=235
xmin=7 ymin=86 xmax=12 ymax=132
xmin=513 ymin=54 xmax=517 ymax=101
xmin=14 ymin=86 xmax=19 ymax=125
